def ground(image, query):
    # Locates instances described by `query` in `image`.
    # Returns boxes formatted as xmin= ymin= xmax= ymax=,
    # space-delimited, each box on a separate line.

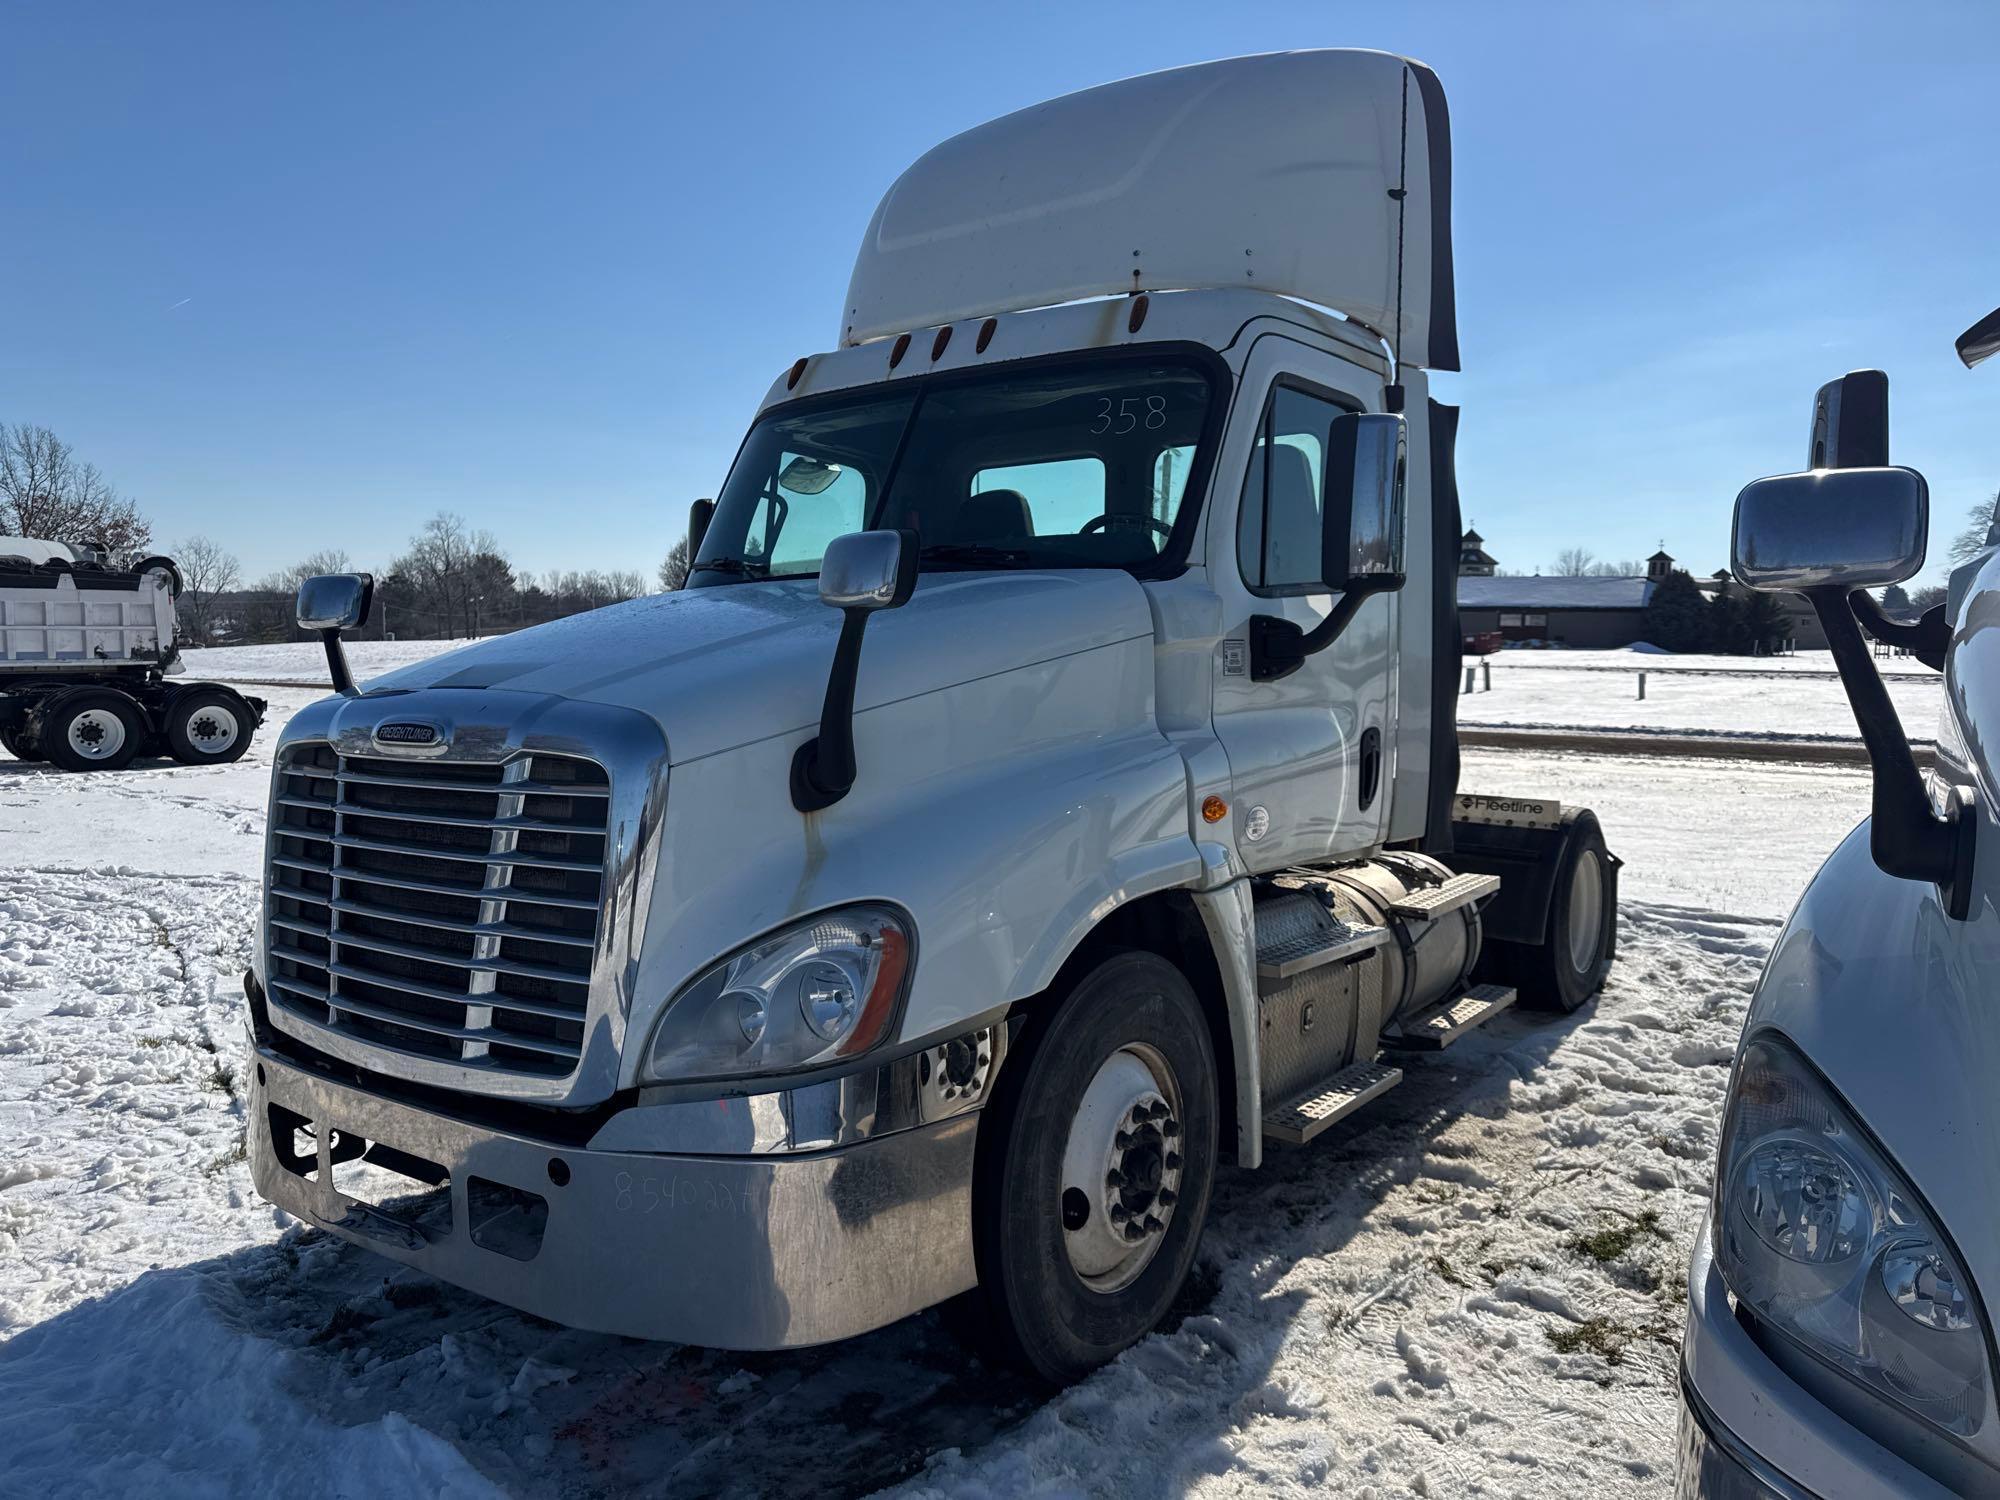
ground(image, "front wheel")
xmin=962 ymin=950 xmax=1218 ymax=1384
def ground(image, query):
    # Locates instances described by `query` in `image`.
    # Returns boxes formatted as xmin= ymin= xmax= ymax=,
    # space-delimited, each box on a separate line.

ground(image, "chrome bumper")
xmin=1678 ymin=1217 xmax=1956 ymax=1500
xmin=247 ymin=1042 xmax=980 ymax=1349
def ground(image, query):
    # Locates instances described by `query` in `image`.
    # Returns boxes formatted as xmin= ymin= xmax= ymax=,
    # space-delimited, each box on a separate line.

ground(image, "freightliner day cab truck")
xmin=0 ymin=537 xmax=265 ymax=771
xmin=1679 ymin=327 xmax=2000 ymax=1495
xmin=244 ymin=51 xmax=1621 ymax=1382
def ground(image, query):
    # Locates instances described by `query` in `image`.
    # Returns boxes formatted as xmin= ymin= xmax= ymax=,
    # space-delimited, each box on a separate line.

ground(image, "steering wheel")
xmin=1080 ymin=513 xmax=1173 ymax=541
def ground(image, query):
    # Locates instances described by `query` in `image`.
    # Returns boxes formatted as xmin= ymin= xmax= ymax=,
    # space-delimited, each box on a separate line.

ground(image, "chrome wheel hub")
xmin=67 ymin=710 xmax=126 ymax=761
xmin=186 ymin=704 xmax=240 ymax=753
xmin=1567 ymin=849 xmax=1604 ymax=971
xmin=1060 ymin=1042 xmax=1184 ymax=1292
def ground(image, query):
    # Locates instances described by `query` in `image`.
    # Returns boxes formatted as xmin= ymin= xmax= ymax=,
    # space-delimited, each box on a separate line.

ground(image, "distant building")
xmin=1458 ymin=527 xmax=1498 ymax=576
xmin=1458 ymin=572 xmax=1660 ymax=648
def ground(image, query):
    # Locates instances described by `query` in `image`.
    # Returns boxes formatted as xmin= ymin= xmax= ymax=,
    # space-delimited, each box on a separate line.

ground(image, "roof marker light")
xmin=1128 ymin=294 xmax=1150 ymax=334
xmin=786 ymin=357 xmax=808 ymax=390
xmin=931 ymin=326 xmax=952 ymax=361
xmin=976 ymin=318 xmax=997 ymax=354
xmin=889 ymin=333 xmax=911 ymax=369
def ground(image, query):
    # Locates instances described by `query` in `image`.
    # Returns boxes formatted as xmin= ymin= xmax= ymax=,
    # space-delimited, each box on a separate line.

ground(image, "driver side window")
xmin=1237 ymin=386 xmax=1349 ymax=594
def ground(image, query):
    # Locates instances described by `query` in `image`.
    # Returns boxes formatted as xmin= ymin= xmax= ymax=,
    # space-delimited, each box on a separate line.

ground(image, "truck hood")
xmin=360 ymin=569 xmax=1156 ymax=764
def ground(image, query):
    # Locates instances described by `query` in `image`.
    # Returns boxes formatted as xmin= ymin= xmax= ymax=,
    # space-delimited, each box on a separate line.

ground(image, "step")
xmin=1262 ymin=1060 xmax=1403 ymax=1145
xmin=1255 ymin=920 xmax=1390 ymax=982
xmin=1387 ymin=983 xmax=1519 ymax=1050
xmin=1385 ymin=871 xmax=1501 ymax=921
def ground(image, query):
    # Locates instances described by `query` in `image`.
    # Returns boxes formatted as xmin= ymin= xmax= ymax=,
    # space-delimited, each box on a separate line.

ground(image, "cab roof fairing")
xmin=838 ymin=49 xmax=1457 ymax=373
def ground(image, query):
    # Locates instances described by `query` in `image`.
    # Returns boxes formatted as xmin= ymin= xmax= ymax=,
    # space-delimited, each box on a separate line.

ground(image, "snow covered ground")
xmin=1460 ymin=649 xmax=1942 ymax=745
xmin=0 ymin=663 xmax=1879 ymax=1496
xmin=178 ymin=638 xmax=480 ymax=686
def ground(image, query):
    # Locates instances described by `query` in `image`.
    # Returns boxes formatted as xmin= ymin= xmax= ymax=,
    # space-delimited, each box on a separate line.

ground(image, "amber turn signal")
xmin=1201 ymin=795 xmax=1228 ymax=824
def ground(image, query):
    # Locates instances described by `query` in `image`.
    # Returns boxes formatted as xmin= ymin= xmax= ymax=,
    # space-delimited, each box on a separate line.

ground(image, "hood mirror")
xmin=295 ymin=572 xmax=375 ymax=696
xmin=1731 ymin=467 xmax=1927 ymax=593
xmin=793 ymin=530 xmax=920 ymax=812
xmin=1807 ymin=369 xmax=1889 ymax=469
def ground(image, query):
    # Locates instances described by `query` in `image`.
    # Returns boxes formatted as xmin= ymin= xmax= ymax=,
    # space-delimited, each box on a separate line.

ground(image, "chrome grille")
xmin=265 ymin=742 xmax=610 ymax=1079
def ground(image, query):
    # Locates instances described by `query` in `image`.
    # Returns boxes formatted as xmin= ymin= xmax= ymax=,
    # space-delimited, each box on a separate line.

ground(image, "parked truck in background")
xmin=0 ymin=537 xmax=265 ymax=771
xmin=243 ymin=51 xmax=1621 ymax=1382
xmin=1679 ymin=325 xmax=2000 ymax=1496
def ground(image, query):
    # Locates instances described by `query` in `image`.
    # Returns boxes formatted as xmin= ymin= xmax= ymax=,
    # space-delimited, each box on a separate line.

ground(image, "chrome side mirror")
xmin=296 ymin=573 xmax=375 ymax=632
xmin=1731 ymin=467 xmax=1927 ymax=593
xmin=295 ymin=572 xmax=375 ymax=696
xmin=794 ymin=529 xmax=920 ymax=812
xmin=1323 ymin=412 xmax=1408 ymax=594
xmin=817 ymin=529 xmax=918 ymax=612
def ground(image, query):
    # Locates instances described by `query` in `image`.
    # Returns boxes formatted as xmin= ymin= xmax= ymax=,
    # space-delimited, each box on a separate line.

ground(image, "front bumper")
xmin=1678 ymin=1216 xmax=1955 ymax=1500
xmin=247 ymin=1041 xmax=980 ymax=1349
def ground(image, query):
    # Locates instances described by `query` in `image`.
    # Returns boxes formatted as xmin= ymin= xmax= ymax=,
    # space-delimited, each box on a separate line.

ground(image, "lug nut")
xmin=1165 ymin=1151 xmax=1182 ymax=1170
xmin=1144 ymin=1215 xmax=1164 ymax=1235
xmin=1106 ymin=1167 xmax=1125 ymax=1187
xmin=1150 ymin=1101 xmax=1171 ymax=1121
xmin=1115 ymin=1130 xmax=1136 ymax=1149
xmin=1162 ymin=1119 xmax=1180 ymax=1138
xmin=1158 ymin=1188 xmax=1178 ymax=1207
xmin=1109 ymin=1203 xmax=1129 ymax=1223
xmin=1123 ymin=1222 xmax=1145 ymax=1241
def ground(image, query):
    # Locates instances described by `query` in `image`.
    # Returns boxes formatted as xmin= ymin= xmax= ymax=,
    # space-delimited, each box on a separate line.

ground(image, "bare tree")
xmin=1950 ymin=494 xmax=1999 ymax=564
xmin=658 ymin=536 xmax=689 ymax=592
xmin=391 ymin=512 xmax=502 ymax=637
xmin=173 ymin=535 xmax=240 ymax=645
xmin=1552 ymin=546 xmax=1597 ymax=577
xmin=0 ymin=423 xmax=151 ymax=554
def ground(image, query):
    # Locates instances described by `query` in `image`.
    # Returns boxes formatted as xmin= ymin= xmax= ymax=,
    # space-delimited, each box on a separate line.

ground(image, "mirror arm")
xmin=791 ymin=608 xmax=871 ymax=812
xmin=320 ymin=628 xmax=360 ymax=697
xmin=1249 ymin=575 xmax=1404 ymax=682
xmin=1810 ymin=587 xmax=1974 ymax=918
xmin=1849 ymin=591 xmax=1948 ymax=672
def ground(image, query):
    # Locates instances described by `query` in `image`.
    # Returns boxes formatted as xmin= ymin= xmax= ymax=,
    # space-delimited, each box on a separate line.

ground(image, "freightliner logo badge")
xmin=375 ymin=723 xmax=442 ymax=746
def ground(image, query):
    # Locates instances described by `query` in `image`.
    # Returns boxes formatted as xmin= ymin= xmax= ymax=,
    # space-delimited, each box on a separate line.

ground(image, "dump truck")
xmin=0 ymin=537 xmax=265 ymax=771
xmin=1679 ymin=328 xmax=2000 ymax=1496
xmin=244 ymin=49 xmax=1620 ymax=1382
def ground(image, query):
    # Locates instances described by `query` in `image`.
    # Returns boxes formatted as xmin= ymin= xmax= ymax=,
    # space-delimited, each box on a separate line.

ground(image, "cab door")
xmin=1207 ymin=337 xmax=1399 ymax=872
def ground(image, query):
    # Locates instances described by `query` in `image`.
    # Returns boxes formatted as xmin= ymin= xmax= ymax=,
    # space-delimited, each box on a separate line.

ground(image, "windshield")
xmin=691 ymin=355 xmax=1216 ymax=582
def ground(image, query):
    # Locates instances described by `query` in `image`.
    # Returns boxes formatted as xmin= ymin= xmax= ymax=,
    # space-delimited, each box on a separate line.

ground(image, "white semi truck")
xmin=0 ymin=537 xmax=265 ymax=771
xmin=244 ymin=51 xmax=1620 ymax=1382
xmin=1679 ymin=326 xmax=2000 ymax=1495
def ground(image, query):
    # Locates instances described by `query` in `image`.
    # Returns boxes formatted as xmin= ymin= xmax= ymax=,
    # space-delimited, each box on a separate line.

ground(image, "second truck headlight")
xmin=1715 ymin=1033 xmax=1992 ymax=1436
xmin=641 ymin=905 xmax=911 ymax=1084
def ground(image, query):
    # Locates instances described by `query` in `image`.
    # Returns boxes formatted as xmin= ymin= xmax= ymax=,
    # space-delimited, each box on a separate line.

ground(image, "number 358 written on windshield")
xmin=1091 ymin=395 xmax=1168 ymax=434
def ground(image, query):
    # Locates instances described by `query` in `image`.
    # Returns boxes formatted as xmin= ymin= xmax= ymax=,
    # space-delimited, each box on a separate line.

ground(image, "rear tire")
xmin=40 ymin=687 xmax=145 ymax=773
xmin=960 ymin=951 xmax=1218 ymax=1384
xmin=1 ymin=724 xmax=42 ymax=762
xmin=1493 ymin=808 xmax=1616 ymax=1013
xmin=163 ymin=686 xmax=252 ymax=765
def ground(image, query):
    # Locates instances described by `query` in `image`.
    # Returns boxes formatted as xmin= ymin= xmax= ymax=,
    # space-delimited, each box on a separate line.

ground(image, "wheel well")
xmin=1041 ymin=891 xmax=1239 ymax=1163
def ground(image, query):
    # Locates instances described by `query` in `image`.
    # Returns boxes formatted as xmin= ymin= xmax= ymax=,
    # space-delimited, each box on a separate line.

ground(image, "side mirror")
xmin=1322 ymin=412 xmax=1408 ymax=594
xmin=1807 ymin=369 xmax=1889 ymax=469
xmin=1731 ymin=467 xmax=1927 ymax=593
xmin=818 ymin=529 xmax=919 ymax=612
xmin=688 ymin=498 xmax=715 ymax=562
xmin=793 ymin=529 xmax=920 ymax=812
xmin=295 ymin=572 xmax=375 ymax=696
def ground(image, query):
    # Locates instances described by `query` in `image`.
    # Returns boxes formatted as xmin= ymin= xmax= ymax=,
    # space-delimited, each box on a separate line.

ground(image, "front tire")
xmin=40 ymin=687 xmax=145 ymax=773
xmin=963 ymin=951 xmax=1218 ymax=1384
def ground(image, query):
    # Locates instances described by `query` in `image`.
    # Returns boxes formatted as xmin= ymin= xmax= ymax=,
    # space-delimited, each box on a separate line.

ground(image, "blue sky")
xmin=4 ymin=2 xmax=1997 ymax=584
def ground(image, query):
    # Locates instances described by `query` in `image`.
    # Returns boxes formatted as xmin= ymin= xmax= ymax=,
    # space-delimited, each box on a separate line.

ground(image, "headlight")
xmin=1715 ymin=1034 xmax=1992 ymax=1436
xmin=640 ymin=905 xmax=911 ymax=1083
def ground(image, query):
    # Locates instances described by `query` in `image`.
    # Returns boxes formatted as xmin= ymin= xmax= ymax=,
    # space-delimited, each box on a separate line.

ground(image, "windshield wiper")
xmin=916 ymin=542 xmax=1034 ymax=569
xmin=692 ymin=556 xmax=770 ymax=578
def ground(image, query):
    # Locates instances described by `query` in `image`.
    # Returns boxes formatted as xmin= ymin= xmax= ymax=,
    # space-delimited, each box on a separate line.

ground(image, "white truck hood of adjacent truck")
xmin=358 ymin=568 xmax=1157 ymax=765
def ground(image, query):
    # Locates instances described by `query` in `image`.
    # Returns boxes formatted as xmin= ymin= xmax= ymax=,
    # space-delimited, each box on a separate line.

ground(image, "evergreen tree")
xmin=1642 ymin=568 xmax=1712 ymax=652
xmin=1741 ymin=592 xmax=1790 ymax=655
xmin=1707 ymin=591 xmax=1748 ymax=654
xmin=1881 ymin=582 xmax=1911 ymax=614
